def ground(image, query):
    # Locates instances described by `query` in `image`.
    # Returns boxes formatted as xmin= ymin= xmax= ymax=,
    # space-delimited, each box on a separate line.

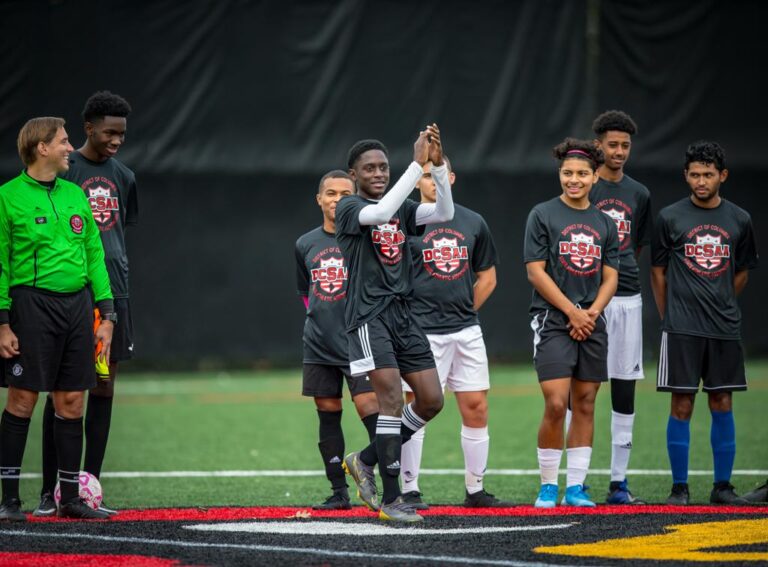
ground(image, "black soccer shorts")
xmin=656 ymin=332 xmax=747 ymax=393
xmin=529 ymin=308 xmax=609 ymax=382
xmin=302 ymin=363 xmax=374 ymax=398
xmin=347 ymin=298 xmax=435 ymax=377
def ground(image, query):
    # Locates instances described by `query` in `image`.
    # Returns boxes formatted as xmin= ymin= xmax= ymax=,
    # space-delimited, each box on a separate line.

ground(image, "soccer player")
xmin=336 ymin=126 xmax=454 ymax=523
xmin=295 ymin=170 xmax=379 ymax=510
xmin=524 ymin=138 xmax=619 ymax=508
xmin=587 ymin=110 xmax=651 ymax=504
xmin=0 ymin=117 xmax=113 ymax=520
xmin=400 ymin=157 xmax=510 ymax=508
xmin=34 ymin=91 xmax=137 ymax=517
xmin=651 ymin=141 xmax=758 ymax=505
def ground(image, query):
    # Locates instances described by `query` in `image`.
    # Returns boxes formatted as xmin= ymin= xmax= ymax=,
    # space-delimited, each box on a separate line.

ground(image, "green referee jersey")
xmin=0 ymin=170 xmax=113 ymax=319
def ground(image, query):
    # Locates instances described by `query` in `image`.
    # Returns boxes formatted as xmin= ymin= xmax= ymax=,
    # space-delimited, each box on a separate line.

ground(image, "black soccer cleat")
xmin=464 ymin=489 xmax=513 ymax=508
xmin=312 ymin=490 xmax=352 ymax=510
xmin=710 ymin=481 xmax=749 ymax=505
xmin=58 ymin=498 xmax=110 ymax=520
xmin=606 ymin=479 xmax=647 ymax=505
xmin=401 ymin=490 xmax=429 ymax=510
xmin=32 ymin=492 xmax=57 ymax=517
xmin=97 ymin=501 xmax=120 ymax=516
xmin=742 ymin=479 xmax=768 ymax=503
xmin=0 ymin=498 xmax=26 ymax=522
xmin=666 ymin=483 xmax=690 ymax=505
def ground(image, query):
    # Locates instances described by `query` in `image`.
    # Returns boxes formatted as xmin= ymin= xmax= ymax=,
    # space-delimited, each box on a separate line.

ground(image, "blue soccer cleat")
xmin=606 ymin=479 xmax=646 ymax=505
xmin=561 ymin=484 xmax=596 ymax=507
xmin=534 ymin=483 xmax=558 ymax=508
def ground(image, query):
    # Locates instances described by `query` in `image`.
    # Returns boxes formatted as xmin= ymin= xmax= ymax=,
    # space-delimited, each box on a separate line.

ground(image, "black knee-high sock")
xmin=54 ymin=415 xmax=83 ymax=504
xmin=375 ymin=415 xmax=402 ymax=504
xmin=317 ymin=410 xmax=346 ymax=492
xmin=84 ymin=394 xmax=113 ymax=478
xmin=361 ymin=412 xmax=378 ymax=442
xmin=0 ymin=410 xmax=31 ymax=501
xmin=41 ymin=396 xmax=58 ymax=494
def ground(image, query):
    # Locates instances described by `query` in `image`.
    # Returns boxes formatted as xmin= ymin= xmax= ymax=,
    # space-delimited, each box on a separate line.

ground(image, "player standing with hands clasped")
xmin=336 ymin=125 xmax=453 ymax=523
xmin=524 ymin=138 xmax=619 ymax=508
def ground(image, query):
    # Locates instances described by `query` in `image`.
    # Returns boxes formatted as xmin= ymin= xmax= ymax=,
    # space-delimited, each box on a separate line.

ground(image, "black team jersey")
xmin=295 ymin=227 xmax=350 ymax=365
xmin=651 ymin=197 xmax=758 ymax=340
xmin=65 ymin=151 xmax=138 ymax=299
xmin=524 ymin=196 xmax=620 ymax=315
xmin=589 ymin=174 xmax=651 ymax=296
xmin=409 ymin=204 xmax=498 ymax=334
xmin=335 ymin=194 xmax=423 ymax=331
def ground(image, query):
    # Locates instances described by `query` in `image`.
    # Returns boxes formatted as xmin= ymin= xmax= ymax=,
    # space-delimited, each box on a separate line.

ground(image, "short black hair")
xmin=347 ymin=139 xmax=388 ymax=170
xmin=592 ymin=110 xmax=637 ymax=137
xmin=318 ymin=169 xmax=354 ymax=193
xmin=82 ymin=91 xmax=132 ymax=123
xmin=552 ymin=137 xmax=605 ymax=171
xmin=685 ymin=140 xmax=726 ymax=171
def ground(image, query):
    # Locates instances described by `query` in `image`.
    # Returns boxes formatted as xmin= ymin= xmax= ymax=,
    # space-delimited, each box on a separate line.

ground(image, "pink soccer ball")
xmin=53 ymin=471 xmax=103 ymax=510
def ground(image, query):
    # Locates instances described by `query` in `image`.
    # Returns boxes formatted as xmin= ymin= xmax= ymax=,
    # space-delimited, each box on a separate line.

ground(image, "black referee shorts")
xmin=302 ymin=363 xmax=374 ymax=398
xmin=347 ymin=298 xmax=435 ymax=377
xmin=656 ymin=332 xmax=747 ymax=393
xmin=3 ymin=286 xmax=96 ymax=392
xmin=530 ymin=308 xmax=609 ymax=382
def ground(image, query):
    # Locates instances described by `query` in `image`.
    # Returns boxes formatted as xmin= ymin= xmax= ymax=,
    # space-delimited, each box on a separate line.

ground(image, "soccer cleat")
xmin=312 ymin=490 xmax=352 ymax=510
xmin=378 ymin=495 xmax=424 ymax=523
xmin=342 ymin=452 xmax=379 ymax=511
xmin=606 ymin=479 xmax=647 ymax=505
xmin=464 ymin=489 xmax=514 ymax=507
xmin=534 ymin=484 xmax=558 ymax=508
xmin=666 ymin=483 xmax=690 ymax=505
xmin=710 ymin=482 xmax=750 ymax=505
xmin=742 ymin=479 xmax=768 ymax=503
xmin=561 ymin=484 xmax=596 ymax=507
xmin=58 ymin=498 xmax=110 ymax=519
xmin=33 ymin=492 xmax=57 ymax=517
xmin=0 ymin=498 xmax=26 ymax=522
xmin=97 ymin=501 xmax=120 ymax=516
xmin=401 ymin=490 xmax=429 ymax=510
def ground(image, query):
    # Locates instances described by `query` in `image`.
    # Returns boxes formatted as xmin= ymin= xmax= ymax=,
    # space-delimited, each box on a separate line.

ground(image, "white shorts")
xmin=402 ymin=325 xmax=490 ymax=393
xmin=604 ymin=294 xmax=644 ymax=380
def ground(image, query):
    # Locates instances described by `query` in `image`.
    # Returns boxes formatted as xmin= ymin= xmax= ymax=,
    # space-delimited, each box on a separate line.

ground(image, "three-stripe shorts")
xmin=347 ymin=298 xmax=435 ymax=377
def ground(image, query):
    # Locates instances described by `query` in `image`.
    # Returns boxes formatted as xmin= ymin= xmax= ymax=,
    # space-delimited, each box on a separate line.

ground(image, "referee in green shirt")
xmin=0 ymin=117 xmax=114 ymax=520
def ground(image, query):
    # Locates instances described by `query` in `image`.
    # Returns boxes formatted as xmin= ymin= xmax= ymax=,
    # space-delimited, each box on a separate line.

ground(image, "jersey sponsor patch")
xmin=35 ymin=216 xmax=47 ymax=224
xmin=82 ymin=176 xmax=120 ymax=231
xmin=69 ymin=214 xmax=84 ymax=234
xmin=371 ymin=220 xmax=406 ymax=265
xmin=420 ymin=228 xmax=470 ymax=281
xmin=558 ymin=224 xmax=603 ymax=275
xmin=683 ymin=225 xmax=731 ymax=277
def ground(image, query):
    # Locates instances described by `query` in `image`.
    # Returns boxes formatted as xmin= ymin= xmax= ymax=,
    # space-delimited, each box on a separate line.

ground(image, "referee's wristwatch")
xmin=101 ymin=311 xmax=118 ymax=324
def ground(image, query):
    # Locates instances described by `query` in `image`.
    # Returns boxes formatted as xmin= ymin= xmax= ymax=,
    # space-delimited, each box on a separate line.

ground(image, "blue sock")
xmin=667 ymin=415 xmax=690 ymax=485
xmin=710 ymin=410 xmax=736 ymax=484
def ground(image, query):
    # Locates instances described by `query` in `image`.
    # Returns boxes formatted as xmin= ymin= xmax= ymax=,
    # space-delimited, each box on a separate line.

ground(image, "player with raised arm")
xmin=336 ymin=126 xmax=454 ymax=523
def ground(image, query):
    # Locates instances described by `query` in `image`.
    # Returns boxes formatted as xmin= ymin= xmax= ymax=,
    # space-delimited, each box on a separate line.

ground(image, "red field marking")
xmin=26 ymin=504 xmax=768 ymax=523
xmin=0 ymin=552 xmax=183 ymax=566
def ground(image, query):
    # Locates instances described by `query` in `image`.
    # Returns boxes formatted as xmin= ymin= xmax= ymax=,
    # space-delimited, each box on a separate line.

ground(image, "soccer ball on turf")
xmin=53 ymin=471 xmax=103 ymax=510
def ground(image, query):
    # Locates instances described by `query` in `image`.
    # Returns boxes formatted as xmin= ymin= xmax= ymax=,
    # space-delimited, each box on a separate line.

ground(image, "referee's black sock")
xmin=41 ymin=396 xmax=58 ymax=495
xmin=361 ymin=412 xmax=378 ymax=442
xmin=317 ymin=410 xmax=346 ymax=491
xmin=54 ymin=414 xmax=84 ymax=504
xmin=84 ymin=393 xmax=114 ymax=479
xmin=0 ymin=410 xmax=31 ymax=501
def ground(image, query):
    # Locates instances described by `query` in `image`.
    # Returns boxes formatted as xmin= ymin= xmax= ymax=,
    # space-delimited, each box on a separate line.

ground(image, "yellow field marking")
xmin=535 ymin=519 xmax=768 ymax=562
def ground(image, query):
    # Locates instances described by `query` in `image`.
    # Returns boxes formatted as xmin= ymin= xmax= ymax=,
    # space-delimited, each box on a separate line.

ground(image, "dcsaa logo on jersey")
xmin=420 ymin=228 xmax=470 ymax=281
xmin=558 ymin=224 xmax=603 ymax=276
xmin=372 ymin=220 xmax=406 ymax=265
xmin=82 ymin=176 xmax=120 ymax=231
xmin=684 ymin=228 xmax=731 ymax=277
xmin=311 ymin=256 xmax=348 ymax=295
xmin=596 ymin=198 xmax=633 ymax=251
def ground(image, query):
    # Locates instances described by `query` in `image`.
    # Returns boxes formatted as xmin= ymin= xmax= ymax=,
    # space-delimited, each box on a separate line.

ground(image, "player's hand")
xmin=426 ymin=124 xmax=443 ymax=166
xmin=0 ymin=324 xmax=20 ymax=358
xmin=566 ymin=307 xmax=594 ymax=340
xmin=413 ymin=130 xmax=430 ymax=166
xmin=94 ymin=320 xmax=114 ymax=366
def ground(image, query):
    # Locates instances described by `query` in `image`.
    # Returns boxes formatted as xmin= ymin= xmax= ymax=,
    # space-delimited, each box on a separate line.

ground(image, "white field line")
xmin=0 ymin=530 xmax=596 ymax=567
xmin=18 ymin=468 xmax=768 ymax=479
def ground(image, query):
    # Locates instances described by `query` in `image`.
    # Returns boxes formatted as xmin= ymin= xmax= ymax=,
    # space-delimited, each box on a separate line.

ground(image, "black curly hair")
xmin=82 ymin=91 xmax=132 ymax=123
xmin=684 ymin=140 xmax=726 ymax=171
xmin=592 ymin=110 xmax=637 ymax=138
xmin=552 ymin=137 xmax=605 ymax=171
xmin=347 ymin=139 xmax=388 ymax=170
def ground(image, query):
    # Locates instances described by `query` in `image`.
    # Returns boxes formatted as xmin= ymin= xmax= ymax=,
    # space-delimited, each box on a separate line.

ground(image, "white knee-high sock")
xmin=461 ymin=425 xmax=489 ymax=494
xmin=537 ymin=448 xmax=562 ymax=485
xmin=565 ymin=408 xmax=572 ymax=436
xmin=610 ymin=410 xmax=635 ymax=482
xmin=400 ymin=426 xmax=425 ymax=493
xmin=566 ymin=446 xmax=592 ymax=488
